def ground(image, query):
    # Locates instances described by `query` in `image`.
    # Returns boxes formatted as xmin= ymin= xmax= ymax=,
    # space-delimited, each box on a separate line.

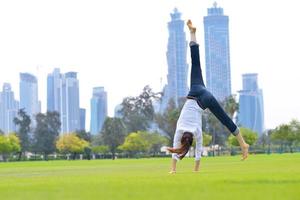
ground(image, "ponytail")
xmin=168 ymin=132 xmax=193 ymax=160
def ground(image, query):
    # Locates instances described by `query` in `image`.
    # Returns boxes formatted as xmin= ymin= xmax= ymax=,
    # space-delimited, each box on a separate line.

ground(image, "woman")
xmin=167 ymin=20 xmax=249 ymax=174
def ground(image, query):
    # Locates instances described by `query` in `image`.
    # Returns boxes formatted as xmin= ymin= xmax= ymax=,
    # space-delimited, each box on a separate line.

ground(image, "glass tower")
xmin=161 ymin=8 xmax=188 ymax=111
xmin=47 ymin=69 xmax=80 ymax=133
xmin=238 ymin=73 xmax=265 ymax=135
xmin=0 ymin=83 xmax=19 ymax=134
xmin=90 ymin=87 xmax=107 ymax=135
xmin=19 ymin=73 xmax=40 ymax=123
xmin=204 ymin=2 xmax=232 ymax=101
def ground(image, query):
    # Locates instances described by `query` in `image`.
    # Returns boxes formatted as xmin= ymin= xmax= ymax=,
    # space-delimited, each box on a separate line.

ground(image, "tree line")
xmin=1 ymin=85 xmax=300 ymax=161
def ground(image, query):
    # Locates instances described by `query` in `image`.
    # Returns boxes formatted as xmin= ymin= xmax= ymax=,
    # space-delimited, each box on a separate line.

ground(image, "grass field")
xmin=0 ymin=154 xmax=299 ymax=200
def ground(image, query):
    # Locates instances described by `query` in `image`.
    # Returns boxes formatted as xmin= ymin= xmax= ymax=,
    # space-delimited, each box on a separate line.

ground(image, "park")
xmin=0 ymin=154 xmax=299 ymax=200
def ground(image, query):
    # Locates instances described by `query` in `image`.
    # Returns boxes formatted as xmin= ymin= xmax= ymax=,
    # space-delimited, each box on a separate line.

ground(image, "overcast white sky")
xmin=0 ymin=0 xmax=299 ymax=130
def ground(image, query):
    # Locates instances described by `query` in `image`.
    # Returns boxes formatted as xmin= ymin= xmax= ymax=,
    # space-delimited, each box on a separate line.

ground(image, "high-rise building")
xmin=19 ymin=73 xmax=40 ymax=123
xmin=204 ymin=2 xmax=232 ymax=101
xmin=79 ymin=108 xmax=86 ymax=131
xmin=114 ymin=104 xmax=123 ymax=118
xmin=238 ymin=73 xmax=265 ymax=135
xmin=47 ymin=68 xmax=61 ymax=112
xmin=47 ymin=69 xmax=80 ymax=133
xmin=161 ymin=8 xmax=189 ymax=111
xmin=0 ymin=83 xmax=19 ymax=134
xmin=61 ymin=72 xmax=80 ymax=133
xmin=90 ymin=87 xmax=107 ymax=135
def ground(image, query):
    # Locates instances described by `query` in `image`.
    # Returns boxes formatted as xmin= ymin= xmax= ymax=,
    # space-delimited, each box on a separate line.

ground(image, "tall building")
xmin=0 ymin=83 xmax=19 ymax=134
xmin=47 ymin=69 xmax=80 ymax=133
xmin=47 ymin=68 xmax=61 ymax=112
xmin=61 ymin=72 xmax=80 ymax=133
xmin=238 ymin=73 xmax=265 ymax=135
xmin=90 ymin=87 xmax=107 ymax=135
xmin=204 ymin=2 xmax=232 ymax=101
xmin=161 ymin=8 xmax=188 ymax=111
xmin=79 ymin=108 xmax=86 ymax=131
xmin=114 ymin=104 xmax=123 ymax=118
xmin=19 ymin=73 xmax=40 ymax=122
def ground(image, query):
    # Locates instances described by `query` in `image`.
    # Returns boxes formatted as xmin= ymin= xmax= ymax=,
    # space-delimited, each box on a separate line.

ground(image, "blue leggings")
xmin=187 ymin=42 xmax=239 ymax=136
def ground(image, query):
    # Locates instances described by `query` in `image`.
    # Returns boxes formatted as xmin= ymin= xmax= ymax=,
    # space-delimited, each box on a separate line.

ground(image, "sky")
xmin=0 ymin=0 xmax=300 ymax=130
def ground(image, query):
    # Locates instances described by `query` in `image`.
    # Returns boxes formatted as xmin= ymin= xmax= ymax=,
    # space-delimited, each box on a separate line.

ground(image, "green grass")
xmin=0 ymin=154 xmax=300 ymax=200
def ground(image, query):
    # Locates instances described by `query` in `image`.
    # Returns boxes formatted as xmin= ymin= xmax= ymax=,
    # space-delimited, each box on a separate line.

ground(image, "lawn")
xmin=0 ymin=154 xmax=299 ymax=200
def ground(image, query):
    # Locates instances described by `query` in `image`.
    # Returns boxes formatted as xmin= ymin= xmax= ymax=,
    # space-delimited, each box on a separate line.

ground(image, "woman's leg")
xmin=207 ymin=94 xmax=249 ymax=160
xmin=187 ymin=20 xmax=205 ymax=87
xmin=170 ymin=159 xmax=177 ymax=174
xmin=194 ymin=160 xmax=201 ymax=172
xmin=194 ymin=132 xmax=202 ymax=171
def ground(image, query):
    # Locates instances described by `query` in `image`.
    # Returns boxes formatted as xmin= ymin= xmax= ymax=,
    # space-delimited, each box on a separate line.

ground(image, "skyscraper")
xmin=238 ymin=73 xmax=265 ymax=135
xmin=61 ymin=72 xmax=80 ymax=133
xmin=0 ymin=83 xmax=19 ymax=134
xmin=204 ymin=2 xmax=232 ymax=101
xmin=161 ymin=8 xmax=188 ymax=111
xmin=79 ymin=108 xmax=86 ymax=131
xmin=47 ymin=69 xmax=80 ymax=133
xmin=90 ymin=87 xmax=107 ymax=135
xmin=19 ymin=73 xmax=40 ymax=122
xmin=47 ymin=68 xmax=61 ymax=113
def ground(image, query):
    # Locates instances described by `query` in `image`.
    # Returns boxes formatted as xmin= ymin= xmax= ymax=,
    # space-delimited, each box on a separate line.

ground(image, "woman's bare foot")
xmin=241 ymin=144 xmax=249 ymax=160
xmin=187 ymin=19 xmax=196 ymax=33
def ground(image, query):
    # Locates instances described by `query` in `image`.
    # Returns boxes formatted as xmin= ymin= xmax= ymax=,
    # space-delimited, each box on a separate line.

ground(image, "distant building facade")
xmin=204 ymin=2 xmax=232 ymax=101
xmin=19 ymin=73 xmax=40 ymax=124
xmin=238 ymin=73 xmax=265 ymax=135
xmin=0 ymin=83 xmax=19 ymax=134
xmin=47 ymin=69 xmax=80 ymax=133
xmin=161 ymin=8 xmax=189 ymax=111
xmin=90 ymin=87 xmax=107 ymax=135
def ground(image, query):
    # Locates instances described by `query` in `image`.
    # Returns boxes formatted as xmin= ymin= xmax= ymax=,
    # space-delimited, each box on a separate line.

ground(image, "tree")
xmin=101 ymin=117 xmax=127 ymax=159
xmin=119 ymin=131 xmax=168 ymax=157
xmin=228 ymin=127 xmax=258 ymax=146
xmin=33 ymin=112 xmax=61 ymax=160
xmin=56 ymin=133 xmax=89 ymax=159
xmin=92 ymin=145 xmax=109 ymax=155
xmin=271 ymin=124 xmax=289 ymax=153
xmin=120 ymin=85 xmax=160 ymax=133
xmin=224 ymin=95 xmax=239 ymax=119
xmin=142 ymin=132 xmax=168 ymax=156
xmin=13 ymin=109 xmax=31 ymax=160
xmin=257 ymin=133 xmax=271 ymax=152
xmin=203 ymin=133 xmax=212 ymax=147
xmin=75 ymin=130 xmax=92 ymax=142
xmin=155 ymin=99 xmax=182 ymax=145
xmin=119 ymin=132 xmax=150 ymax=157
xmin=0 ymin=129 xmax=4 ymax=135
xmin=7 ymin=133 xmax=21 ymax=153
xmin=0 ymin=133 xmax=20 ymax=161
xmin=271 ymin=120 xmax=300 ymax=153
xmin=288 ymin=119 xmax=300 ymax=150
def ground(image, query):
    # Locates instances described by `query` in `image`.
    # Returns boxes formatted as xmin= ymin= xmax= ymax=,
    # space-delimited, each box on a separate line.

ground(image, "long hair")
xmin=168 ymin=132 xmax=193 ymax=160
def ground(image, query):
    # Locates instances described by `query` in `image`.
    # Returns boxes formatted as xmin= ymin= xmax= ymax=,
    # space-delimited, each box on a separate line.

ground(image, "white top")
xmin=172 ymin=99 xmax=203 ymax=161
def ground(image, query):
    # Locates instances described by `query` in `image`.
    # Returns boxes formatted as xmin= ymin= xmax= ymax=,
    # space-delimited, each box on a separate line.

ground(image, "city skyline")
xmin=0 ymin=0 xmax=300 ymax=130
